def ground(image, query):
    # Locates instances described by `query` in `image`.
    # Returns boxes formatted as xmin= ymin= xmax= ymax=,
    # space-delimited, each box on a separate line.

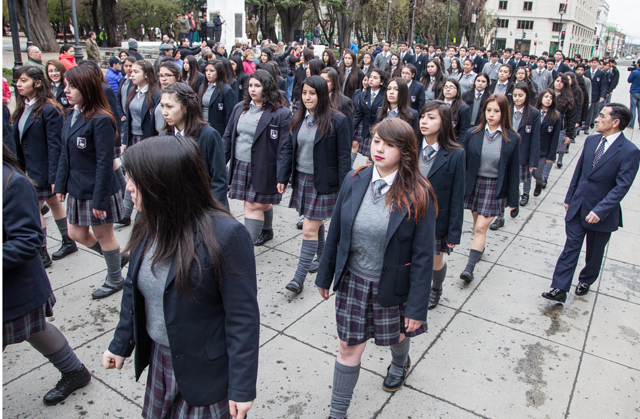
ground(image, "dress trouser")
xmin=550 ymin=210 xmax=611 ymax=292
xmin=586 ymin=100 xmax=600 ymax=128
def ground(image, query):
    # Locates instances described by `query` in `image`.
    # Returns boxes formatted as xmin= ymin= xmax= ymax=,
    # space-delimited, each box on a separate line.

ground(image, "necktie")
xmin=175 ymin=131 xmax=183 ymax=137
xmin=592 ymin=137 xmax=607 ymax=167
xmin=371 ymin=91 xmax=377 ymax=101
xmin=71 ymin=108 xmax=81 ymax=127
xmin=498 ymin=84 xmax=505 ymax=92
xmin=372 ymin=179 xmax=387 ymax=200
xmin=486 ymin=129 xmax=501 ymax=141
xmin=422 ymin=145 xmax=436 ymax=162
xmin=514 ymin=110 xmax=522 ymax=121
xmin=541 ymin=110 xmax=547 ymax=120
xmin=476 ymin=92 xmax=482 ymax=100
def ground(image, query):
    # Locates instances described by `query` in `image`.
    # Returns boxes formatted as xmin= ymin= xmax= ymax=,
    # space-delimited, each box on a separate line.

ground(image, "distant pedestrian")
xmin=58 ymin=44 xmax=77 ymax=70
xmin=314 ymin=23 xmax=322 ymax=45
xmin=85 ymin=31 xmax=101 ymax=63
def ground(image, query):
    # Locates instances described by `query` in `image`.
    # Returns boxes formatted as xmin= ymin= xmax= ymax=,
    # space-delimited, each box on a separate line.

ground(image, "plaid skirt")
xmin=464 ymin=176 xmax=506 ymax=218
xmin=228 ymin=160 xmax=282 ymax=204
xmin=3 ymin=293 xmax=56 ymax=347
xmin=358 ymin=135 xmax=372 ymax=158
xmin=289 ymin=172 xmax=338 ymax=220
xmin=519 ymin=164 xmax=532 ymax=184
xmin=143 ymin=342 xmax=230 ymax=419
xmin=35 ymin=185 xmax=54 ymax=201
xmin=130 ymin=134 xmax=145 ymax=146
xmin=435 ymin=235 xmax=451 ymax=255
xmin=67 ymin=193 xmax=125 ymax=226
xmin=335 ymin=270 xmax=428 ymax=347
xmin=114 ymin=145 xmax=122 ymax=159
xmin=353 ymin=122 xmax=364 ymax=144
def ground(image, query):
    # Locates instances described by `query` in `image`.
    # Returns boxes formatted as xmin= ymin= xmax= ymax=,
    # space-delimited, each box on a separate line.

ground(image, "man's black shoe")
xmin=542 ymin=179 xmax=548 ymax=189
xmin=43 ymin=365 xmax=91 ymax=405
xmin=533 ymin=183 xmax=542 ymax=197
xmin=254 ymin=229 xmax=274 ymax=246
xmin=575 ymin=282 xmax=590 ymax=296
xmin=519 ymin=194 xmax=529 ymax=206
xmin=541 ymin=288 xmax=567 ymax=303
xmin=52 ymin=237 xmax=78 ymax=260
xmin=510 ymin=206 xmax=519 ymax=218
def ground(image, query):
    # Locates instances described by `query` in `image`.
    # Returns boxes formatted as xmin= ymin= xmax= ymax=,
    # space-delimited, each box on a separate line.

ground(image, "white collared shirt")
xmin=24 ymin=97 xmax=36 ymax=108
xmin=422 ymin=139 xmax=441 ymax=153
xmin=136 ymin=83 xmax=149 ymax=99
xmin=601 ymin=131 xmax=622 ymax=155
xmin=174 ymin=127 xmax=185 ymax=137
xmin=486 ymin=125 xmax=503 ymax=135
xmin=372 ymin=166 xmax=397 ymax=195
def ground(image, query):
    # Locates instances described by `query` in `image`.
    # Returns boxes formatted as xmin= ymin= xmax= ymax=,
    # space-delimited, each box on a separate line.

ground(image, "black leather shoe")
xmin=510 ymin=206 xmax=519 ymax=218
xmin=41 ymin=203 xmax=50 ymax=216
xmin=428 ymin=288 xmax=442 ymax=310
xmin=254 ymin=229 xmax=274 ymax=246
xmin=51 ymin=237 xmax=78 ymax=260
xmin=533 ymin=183 xmax=542 ymax=197
xmin=91 ymin=279 xmax=124 ymax=300
xmin=382 ymin=356 xmax=411 ymax=392
xmin=121 ymin=253 xmax=130 ymax=268
xmin=460 ymin=269 xmax=474 ymax=283
xmin=308 ymin=259 xmax=320 ymax=273
xmin=542 ymin=179 xmax=548 ymax=189
xmin=285 ymin=279 xmax=304 ymax=293
xmin=41 ymin=247 xmax=52 ymax=268
xmin=519 ymin=194 xmax=529 ymax=206
xmin=575 ymin=282 xmax=590 ymax=296
xmin=116 ymin=216 xmax=131 ymax=226
xmin=556 ymin=162 xmax=563 ymax=168
xmin=490 ymin=216 xmax=504 ymax=230
xmin=584 ymin=129 xmax=589 ymax=135
xmin=43 ymin=365 xmax=91 ymax=405
xmin=570 ymin=138 xmax=576 ymax=143
xmin=541 ymin=288 xmax=567 ymax=303
xmin=296 ymin=217 xmax=304 ymax=229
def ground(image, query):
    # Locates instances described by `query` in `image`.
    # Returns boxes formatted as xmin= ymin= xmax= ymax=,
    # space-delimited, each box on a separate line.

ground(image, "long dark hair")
xmin=378 ymin=77 xmax=414 ymax=122
xmin=472 ymin=94 xmax=518 ymax=141
xmin=388 ymin=53 xmax=403 ymax=79
xmin=552 ymin=74 xmax=573 ymax=109
xmin=256 ymin=61 xmax=281 ymax=87
xmin=200 ymin=60 xmax=226 ymax=97
xmin=260 ymin=47 xmax=274 ymax=63
xmin=3 ymin=143 xmax=33 ymax=189
xmin=437 ymin=78 xmax=463 ymax=126
xmin=182 ymin=55 xmax=201 ymax=91
xmin=421 ymin=59 xmax=445 ymax=93
xmin=419 ymin=100 xmax=464 ymax=150
xmin=534 ymin=88 xmax=560 ymax=123
xmin=323 ymin=50 xmax=338 ymax=68
xmin=308 ymin=58 xmax=325 ymax=76
xmin=511 ymin=82 xmax=531 ymax=125
xmin=320 ymin=67 xmax=348 ymax=112
xmin=218 ymin=57 xmax=234 ymax=87
xmin=290 ymin=75 xmax=334 ymax=137
xmin=230 ymin=54 xmax=247 ymax=84
xmin=360 ymin=52 xmax=373 ymax=72
xmin=355 ymin=118 xmax=437 ymax=223
xmin=64 ymin=66 xmax=117 ymax=129
xmin=368 ymin=68 xmax=387 ymax=97
xmin=565 ymin=72 xmax=583 ymax=105
xmin=447 ymin=58 xmax=462 ymax=76
xmin=161 ymin=83 xmax=208 ymax=138
xmin=122 ymin=136 xmax=232 ymax=298
xmin=241 ymin=69 xmax=285 ymax=111
xmin=159 ymin=60 xmax=182 ymax=82
xmin=340 ymin=49 xmax=360 ymax=92
xmin=126 ymin=60 xmax=160 ymax=110
xmin=11 ymin=66 xmax=62 ymax=123
xmin=79 ymin=60 xmax=107 ymax=84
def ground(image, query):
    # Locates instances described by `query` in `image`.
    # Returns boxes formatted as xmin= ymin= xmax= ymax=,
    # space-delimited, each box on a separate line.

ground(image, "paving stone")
xmin=599 ymin=259 xmax=640 ymax=305
xmin=378 ymin=387 xmax=483 ymax=418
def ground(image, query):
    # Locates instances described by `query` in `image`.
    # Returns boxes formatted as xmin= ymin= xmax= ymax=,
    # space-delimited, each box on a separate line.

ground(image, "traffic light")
xmin=534 ymin=40 xmax=537 ymax=45
xmin=596 ymin=37 xmax=600 ymax=46
xmin=560 ymin=30 xmax=566 ymax=41
xmin=523 ymin=31 xmax=527 ymax=39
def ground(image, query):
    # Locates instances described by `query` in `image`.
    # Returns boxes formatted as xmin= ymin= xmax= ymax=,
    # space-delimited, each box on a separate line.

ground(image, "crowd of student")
xmin=3 ymin=36 xmax=638 ymax=419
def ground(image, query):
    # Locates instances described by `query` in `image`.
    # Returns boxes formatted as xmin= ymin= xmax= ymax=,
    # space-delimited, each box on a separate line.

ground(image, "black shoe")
xmin=590 ymin=123 xmax=594 ymax=129
xmin=542 ymin=179 xmax=548 ymax=189
xmin=570 ymin=139 xmax=575 ymax=143
xmin=519 ymin=194 xmax=529 ymax=206
xmin=51 ymin=237 xmax=78 ymax=260
xmin=428 ymin=288 xmax=442 ymax=310
xmin=41 ymin=203 xmax=50 ymax=216
xmin=91 ymin=279 xmax=124 ymax=299
xmin=575 ymin=282 xmax=590 ymax=296
xmin=490 ymin=216 xmax=504 ymax=230
xmin=308 ymin=258 xmax=320 ymax=273
xmin=541 ymin=288 xmax=567 ymax=303
xmin=42 ymin=365 xmax=91 ymax=405
xmin=533 ymin=183 xmax=542 ymax=197
xmin=121 ymin=253 xmax=130 ymax=268
xmin=40 ymin=247 xmax=52 ymax=268
xmin=382 ymin=356 xmax=411 ymax=392
xmin=285 ymin=279 xmax=304 ymax=293
xmin=510 ymin=206 xmax=519 ymax=218
xmin=460 ymin=268 xmax=474 ymax=283
xmin=254 ymin=229 xmax=274 ymax=246
xmin=584 ymin=129 xmax=589 ymax=135
xmin=296 ymin=217 xmax=304 ymax=229
xmin=116 ymin=216 xmax=131 ymax=226
xmin=556 ymin=162 xmax=563 ymax=168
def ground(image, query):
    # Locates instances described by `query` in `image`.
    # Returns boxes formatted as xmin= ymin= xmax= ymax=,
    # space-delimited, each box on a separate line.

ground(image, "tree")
xmin=119 ymin=0 xmax=180 ymax=41
xmin=16 ymin=0 xmax=58 ymax=52
xmin=274 ymin=0 xmax=309 ymax=43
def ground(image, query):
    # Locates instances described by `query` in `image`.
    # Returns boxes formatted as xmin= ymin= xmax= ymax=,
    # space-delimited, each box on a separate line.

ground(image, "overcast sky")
xmin=605 ymin=0 xmax=640 ymax=43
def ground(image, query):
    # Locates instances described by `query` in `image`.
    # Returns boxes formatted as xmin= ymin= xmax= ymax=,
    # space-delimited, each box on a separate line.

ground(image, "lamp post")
xmin=385 ymin=0 xmax=391 ymax=41
xmin=409 ymin=0 xmax=417 ymax=46
xmin=559 ymin=5 xmax=565 ymax=50
xmin=60 ymin=0 xmax=67 ymax=44
xmin=22 ymin=0 xmax=33 ymax=48
xmin=473 ymin=8 xmax=480 ymax=45
xmin=69 ymin=0 xmax=83 ymax=63
xmin=444 ymin=0 xmax=452 ymax=47
xmin=7 ymin=0 xmax=23 ymax=87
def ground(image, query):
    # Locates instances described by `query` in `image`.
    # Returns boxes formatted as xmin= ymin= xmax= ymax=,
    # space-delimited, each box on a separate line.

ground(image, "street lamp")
xmin=60 ymin=0 xmax=67 ymax=44
xmin=409 ymin=0 xmax=417 ymax=47
xmin=559 ymin=5 xmax=565 ymax=50
xmin=385 ymin=0 xmax=391 ymax=41
xmin=69 ymin=0 xmax=83 ymax=63
xmin=444 ymin=0 xmax=452 ymax=47
xmin=22 ymin=0 xmax=33 ymax=48
xmin=7 ymin=0 xmax=24 ymax=87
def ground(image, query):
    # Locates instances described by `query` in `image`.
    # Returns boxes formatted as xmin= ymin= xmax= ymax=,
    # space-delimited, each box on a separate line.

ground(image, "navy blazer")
xmin=470 ymin=55 xmax=484 ymax=75
xmin=514 ymin=107 xmax=541 ymax=167
xmin=342 ymin=68 xmax=365 ymax=100
xmin=414 ymin=54 xmax=427 ymax=80
xmin=353 ymin=88 xmax=385 ymax=141
xmin=281 ymin=112 xmax=352 ymax=194
xmin=54 ymin=111 xmax=120 ymax=211
xmin=201 ymin=84 xmax=235 ymax=139
xmin=375 ymin=108 xmax=420 ymax=135
xmin=555 ymin=62 xmax=572 ymax=74
xmin=51 ymin=83 xmax=71 ymax=109
xmin=460 ymin=128 xmax=521 ymax=208
xmin=124 ymin=90 xmax=162 ymax=146
xmin=463 ymin=88 xmax=492 ymax=126
xmin=13 ymin=103 xmax=64 ymax=188
xmin=539 ymin=113 xmax=561 ymax=160
xmin=584 ymin=69 xmax=608 ymax=101
xmin=3 ymin=166 xmax=53 ymax=322
xmin=489 ymin=80 xmax=514 ymax=104
xmin=400 ymin=52 xmax=414 ymax=65
xmin=108 ymin=214 xmax=260 ymax=406
xmin=425 ymin=146 xmax=466 ymax=244
xmin=103 ymin=83 xmax=122 ymax=148
xmin=453 ymin=103 xmax=471 ymax=140
xmin=188 ymin=73 xmax=205 ymax=94
xmin=315 ymin=166 xmax=435 ymax=321
xmin=116 ymin=77 xmax=134 ymax=118
xmin=230 ymin=78 xmax=240 ymax=104
xmin=564 ymin=133 xmax=640 ymax=233
xmin=223 ymin=103 xmax=292 ymax=194
xmin=408 ymin=81 xmax=426 ymax=112
xmin=196 ymin=125 xmax=229 ymax=207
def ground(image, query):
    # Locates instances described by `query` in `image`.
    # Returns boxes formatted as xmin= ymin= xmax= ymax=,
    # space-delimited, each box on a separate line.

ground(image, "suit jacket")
xmin=584 ymin=69 xmax=607 ymax=101
xmin=374 ymin=52 xmax=391 ymax=72
xmin=281 ymin=112 xmax=352 ymax=194
xmin=342 ymin=68 xmax=365 ymax=100
xmin=54 ymin=111 xmax=120 ymax=210
xmin=196 ymin=125 xmax=229 ymax=207
xmin=13 ymin=103 xmax=64 ymax=187
xmin=408 ymin=81 xmax=426 ymax=112
xmin=51 ymin=83 xmax=71 ymax=110
xmin=108 ymin=214 xmax=260 ymax=406
xmin=223 ymin=103 xmax=292 ymax=194
xmin=3 ymin=166 xmax=53 ymax=322
xmin=116 ymin=77 xmax=134 ymax=118
xmin=462 ymin=88 xmax=491 ymax=126
xmin=514 ymin=107 xmax=541 ymax=167
xmin=337 ymin=95 xmax=355 ymax=139
xmin=453 ymin=103 xmax=471 ymax=140
xmin=400 ymin=52 xmax=414 ymax=65
xmin=201 ymin=84 xmax=235 ymax=138
xmin=124 ymin=90 xmax=162 ymax=146
xmin=531 ymin=68 xmax=553 ymax=93
xmin=539 ymin=113 xmax=561 ymax=160
xmin=489 ymin=80 xmax=514 ymax=104
xmin=565 ymin=133 xmax=640 ymax=232
xmin=315 ymin=165 xmax=435 ymax=321
xmin=375 ymin=107 xmax=420 ymax=135
xmin=555 ymin=62 xmax=571 ymax=74
xmin=609 ymin=67 xmax=620 ymax=92
xmin=415 ymin=54 xmax=428 ymax=79
xmin=353 ymin=88 xmax=385 ymax=140
xmin=469 ymin=55 xmax=484 ymax=75
xmin=460 ymin=128 xmax=520 ymax=208
xmin=103 ymin=83 xmax=122 ymax=147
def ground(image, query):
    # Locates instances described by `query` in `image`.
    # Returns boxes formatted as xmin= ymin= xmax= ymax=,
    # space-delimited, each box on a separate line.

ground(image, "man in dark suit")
xmin=553 ymin=51 xmax=571 ymax=73
xmin=584 ymin=58 xmax=608 ymax=134
xmin=542 ymin=104 xmax=640 ymax=302
xmin=398 ymin=42 xmax=414 ymax=65
xmin=509 ymin=51 xmax=527 ymax=72
xmin=605 ymin=60 xmax=620 ymax=103
xmin=546 ymin=58 xmax=559 ymax=80
xmin=467 ymin=44 xmax=484 ymax=75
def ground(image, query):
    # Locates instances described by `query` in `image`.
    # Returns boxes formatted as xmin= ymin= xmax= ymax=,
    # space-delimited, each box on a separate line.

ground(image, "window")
xmin=497 ymin=19 xmax=509 ymax=28
xmin=552 ymin=22 xmax=563 ymax=31
xmin=499 ymin=1 xmax=508 ymax=10
xmin=558 ymin=3 xmax=565 ymax=12
xmin=523 ymin=1 xmax=533 ymax=10
xmin=517 ymin=20 xmax=534 ymax=29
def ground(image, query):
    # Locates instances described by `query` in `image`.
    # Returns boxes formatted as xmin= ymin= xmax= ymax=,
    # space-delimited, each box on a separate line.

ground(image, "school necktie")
xmin=372 ymin=179 xmax=387 ymax=200
xmin=540 ymin=110 xmax=547 ymax=120
xmin=514 ymin=110 xmax=522 ymax=121
xmin=422 ymin=145 xmax=436 ymax=162
xmin=497 ymin=84 xmax=506 ymax=92
xmin=71 ymin=108 xmax=81 ymax=127
xmin=592 ymin=137 xmax=607 ymax=168
xmin=476 ymin=92 xmax=482 ymax=100
xmin=175 ymin=131 xmax=183 ymax=138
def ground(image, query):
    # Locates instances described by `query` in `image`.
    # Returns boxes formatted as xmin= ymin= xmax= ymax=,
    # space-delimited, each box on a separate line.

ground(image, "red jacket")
xmin=58 ymin=53 xmax=77 ymax=70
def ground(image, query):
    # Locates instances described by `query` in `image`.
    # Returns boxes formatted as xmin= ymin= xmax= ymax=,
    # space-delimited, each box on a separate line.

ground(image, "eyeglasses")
xmin=158 ymin=74 xmax=176 ymax=79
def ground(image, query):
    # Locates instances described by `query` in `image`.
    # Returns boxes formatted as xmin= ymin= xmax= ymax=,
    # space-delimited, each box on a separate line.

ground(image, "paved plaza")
xmin=3 ymin=62 xmax=640 ymax=418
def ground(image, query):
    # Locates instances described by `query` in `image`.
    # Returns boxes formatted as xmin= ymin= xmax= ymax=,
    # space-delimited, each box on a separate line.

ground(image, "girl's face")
xmin=323 ymin=52 xmax=329 ymax=63
xmin=512 ymin=88 xmax=527 ymax=107
xmin=126 ymin=178 xmax=141 ymax=212
xmin=131 ymin=64 xmax=148 ymax=86
xmin=64 ymin=48 xmax=74 ymax=57
xmin=160 ymin=93 xmax=186 ymax=128
xmin=369 ymin=72 xmax=381 ymax=88
xmin=305 ymin=67 xmax=311 ymax=77
xmin=230 ymin=61 xmax=237 ymax=72
xmin=554 ymin=77 xmax=564 ymax=91
xmin=158 ymin=68 xmax=178 ymax=88
xmin=401 ymin=67 xmax=412 ymax=83
xmin=420 ymin=109 xmax=442 ymax=138
xmin=451 ymin=60 xmax=458 ymax=70
xmin=343 ymin=54 xmax=353 ymax=67
xmin=427 ymin=62 xmax=437 ymax=76
xmin=371 ymin=133 xmax=401 ymax=172
xmin=485 ymin=100 xmax=502 ymax=126
xmin=363 ymin=54 xmax=372 ymax=65
xmin=48 ymin=65 xmax=62 ymax=83
xmin=174 ymin=51 xmax=181 ymax=60
xmin=391 ymin=55 xmax=399 ymax=66
xmin=463 ymin=60 xmax=472 ymax=73
xmin=515 ymin=69 xmax=526 ymax=81
xmin=443 ymin=81 xmax=457 ymax=99
xmin=16 ymin=74 xmax=37 ymax=99
xmin=386 ymin=80 xmax=398 ymax=104
xmin=475 ymin=77 xmax=488 ymax=91
xmin=301 ymin=84 xmax=318 ymax=112
xmin=362 ymin=75 xmax=369 ymax=89
xmin=64 ymin=81 xmax=82 ymax=107
xmin=261 ymin=52 xmax=268 ymax=62
xmin=248 ymin=78 xmax=263 ymax=102
xmin=320 ymin=73 xmax=333 ymax=93
xmin=541 ymin=92 xmax=553 ymax=108
xmin=119 ymin=52 xmax=128 ymax=60
xmin=183 ymin=60 xmax=190 ymax=72
xmin=205 ymin=65 xmax=218 ymax=83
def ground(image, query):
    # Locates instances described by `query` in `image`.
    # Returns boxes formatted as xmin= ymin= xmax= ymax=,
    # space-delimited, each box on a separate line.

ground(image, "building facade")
xmin=485 ymin=0 xmax=598 ymax=57
xmin=594 ymin=0 xmax=609 ymax=57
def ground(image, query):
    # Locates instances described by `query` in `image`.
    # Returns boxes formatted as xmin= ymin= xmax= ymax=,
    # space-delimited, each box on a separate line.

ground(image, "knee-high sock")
xmin=263 ymin=208 xmax=273 ymax=231
xmin=27 ymin=323 xmax=83 ymax=373
xmin=42 ymin=227 xmax=47 ymax=248
xmin=123 ymin=189 xmax=134 ymax=218
xmin=329 ymin=361 xmax=360 ymax=419
xmin=464 ymin=249 xmax=483 ymax=274
xmin=115 ymin=166 xmax=127 ymax=194
xmin=316 ymin=223 xmax=325 ymax=260
xmin=54 ymin=218 xmax=69 ymax=240
xmin=388 ymin=337 xmax=411 ymax=377
xmin=292 ymin=239 xmax=317 ymax=284
xmin=543 ymin=161 xmax=553 ymax=180
xmin=89 ymin=241 xmax=103 ymax=255
xmin=431 ymin=262 xmax=447 ymax=291
xmin=244 ymin=218 xmax=264 ymax=243
xmin=101 ymin=247 xmax=123 ymax=289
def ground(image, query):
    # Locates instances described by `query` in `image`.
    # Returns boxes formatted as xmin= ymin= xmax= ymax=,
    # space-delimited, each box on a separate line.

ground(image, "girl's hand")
xmin=93 ymin=209 xmax=106 ymax=220
xmin=121 ymin=144 xmax=126 ymax=153
xmin=317 ymin=287 xmax=330 ymax=300
xmin=529 ymin=167 xmax=535 ymax=172
xmin=447 ymin=244 xmax=456 ymax=249
xmin=102 ymin=349 xmax=126 ymax=369
xmin=56 ymin=193 xmax=66 ymax=202
xmin=51 ymin=184 xmax=55 ymax=193
xmin=229 ymin=400 xmax=253 ymax=419
xmin=404 ymin=318 xmax=423 ymax=333
xmin=277 ymin=183 xmax=286 ymax=194
xmin=564 ymin=136 xmax=571 ymax=145
xmin=546 ymin=159 xmax=553 ymax=163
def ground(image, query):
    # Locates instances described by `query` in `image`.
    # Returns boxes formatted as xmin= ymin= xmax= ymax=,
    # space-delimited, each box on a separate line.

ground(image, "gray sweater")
xmin=296 ymin=122 xmax=317 ymax=175
xmin=477 ymin=129 xmax=502 ymax=178
xmin=234 ymin=105 xmax=264 ymax=162
xmin=129 ymin=93 xmax=145 ymax=136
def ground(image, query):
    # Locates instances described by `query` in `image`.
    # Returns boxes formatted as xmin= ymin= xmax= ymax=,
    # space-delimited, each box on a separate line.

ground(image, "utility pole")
xmin=70 ymin=0 xmax=84 ymax=63
xmin=444 ymin=0 xmax=452 ymax=47
xmin=60 ymin=0 xmax=67 ymax=43
xmin=22 ymin=0 xmax=33 ymax=48
xmin=559 ymin=5 xmax=565 ymax=50
xmin=7 ymin=0 xmax=23 ymax=87
xmin=409 ymin=0 xmax=417 ymax=47
xmin=385 ymin=0 xmax=391 ymax=41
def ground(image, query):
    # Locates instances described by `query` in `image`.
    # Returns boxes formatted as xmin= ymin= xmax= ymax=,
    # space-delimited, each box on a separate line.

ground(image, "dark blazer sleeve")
xmin=276 ymin=109 xmax=293 ymax=185
xmin=506 ymin=133 xmax=521 ymax=208
xmin=92 ymin=116 xmax=117 ymax=211
xmin=352 ymin=95 xmax=364 ymax=135
xmin=44 ymin=105 xmax=64 ymax=185
xmin=565 ymin=103 xmax=578 ymax=139
xmin=416 ymin=84 xmax=425 ymax=112
xmin=547 ymin=118 xmax=561 ymax=161
xmin=529 ymin=111 xmax=541 ymax=168
xmin=222 ymin=87 xmax=236 ymax=131
xmin=447 ymin=149 xmax=466 ymax=245
xmin=591 ymin=145 xmax=640 ymax=220
xmin=457 ymin=105 xmax=471 ymax=140
xmin=116 ymin=79 xmax=125 ymax=117
xmin=565 ymin=141 xmax=586 ymax=205
xmin=222 ymin=104 xmax=241 ymax=163
xmin=335 ymin=114 xmax=353 ymax=189
xmin=108 ymin=259 xmax=136 ymax=358
xmin=202 ymin=127 xmax=229 ymax=207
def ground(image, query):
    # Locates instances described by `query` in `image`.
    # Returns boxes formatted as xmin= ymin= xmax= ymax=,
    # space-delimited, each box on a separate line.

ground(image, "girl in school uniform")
xmin=339 ymin=49 xmax=365 ymax=100
xmin=551 ymin=74 xmax=577 ymax=168
xmin=103 ymin=136 xmax=259 ymax=419
xmin=350 ymin=74 xmax=369 ymax=164
xmin=437 ymin=78 xmax=471 ymax=139
xmin=200 ymin=60 xmax=236 ymax=136
xmin=222 ymin=70 xmax=291 ymax=246
xmin=513 ymin=67 xmax=538 ymax=105
xmin=463 ymin=73 xmax=492 ymax=127
xmin=230 ymin=55 xmax=250 ymax=100
xmin=54 ymin=66 xmax=126 ymax=300
xmin=533 ymin=89 xmax=562 ymax=193
xmin=316 ymin=118 xmax=436 ymax=419
xmin=279 ymin=75 xmax=352 ymax=293
xmin=387 ymin=54 xmax=403 ymax=80
xmin=12 ymin=66 xmax=77 ymax=267
xmin=158 ymin=60 xmax=182 ymax=88
xmin=353 ymin=69 xmax=386 ymax=159
xmin=420 ymin=59 xmax=445 ymax=102
xmin=182 ymin=55 xmax=205 ymax=94
xmin=375 ymin=77 xmax=419 ymax=134
xmin=46 ymin=60 xmax=70 ymax=109
xmin=459 ymin=94 xmax=520 ymax=282
xmin=220 ymin=58 xmax=241 ymax=104
xmin=359 ymin=52 xmax=373 ymax=76
xmin=320 ymin=67 xmax=355 ymax=123
xmin=417 ymin=101 xmax=466 ymax=309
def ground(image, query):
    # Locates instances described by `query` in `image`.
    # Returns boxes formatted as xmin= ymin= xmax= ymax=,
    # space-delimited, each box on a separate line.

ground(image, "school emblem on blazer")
xmin=218 ymin=103 xmax=224 ymax=111
xmin=525 ymin=125 xmax=532 ymax=133
xmin=596 ymin=77 xmax=600 ymax=81
xmin=61 ymin=97 xmax=68 ymax=105
xmin=452 ymin=121 xmax=457 ymax=127
xmin=411 ymin=95 xmax=416 ymax=102
xmin=76 ymin=137 xmax=87 ymax=149
xmin=270 ymin=129 xmax=278 ymax=139
xmin=548 ymin=125 xmax=554 ymax=133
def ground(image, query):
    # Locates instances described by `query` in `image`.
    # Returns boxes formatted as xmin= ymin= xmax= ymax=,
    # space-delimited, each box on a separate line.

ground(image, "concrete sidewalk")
xmin=3 ymin=66 xmax=640 ymax=418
